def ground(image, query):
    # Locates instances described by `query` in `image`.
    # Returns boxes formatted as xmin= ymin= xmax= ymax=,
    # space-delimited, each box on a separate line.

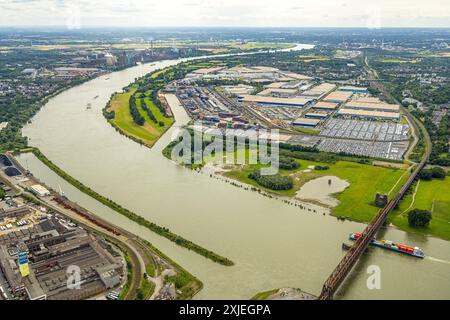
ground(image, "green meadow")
xmin=390 ymin=177 xmax=450 ymax=241
xmin=220 ymin=154 xmax=406 ymax=221
xmin=107 ymin=88 xmax=174 ymax=147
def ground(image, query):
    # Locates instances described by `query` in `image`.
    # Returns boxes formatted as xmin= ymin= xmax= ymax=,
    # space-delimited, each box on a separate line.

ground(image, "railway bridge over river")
xmin=318 ymin=57 xmax=432 ymax=300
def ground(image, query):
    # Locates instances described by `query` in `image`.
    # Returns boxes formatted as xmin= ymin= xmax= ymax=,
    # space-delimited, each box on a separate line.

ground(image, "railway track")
xmin=318 ymin=55 xmax=432 ymax=300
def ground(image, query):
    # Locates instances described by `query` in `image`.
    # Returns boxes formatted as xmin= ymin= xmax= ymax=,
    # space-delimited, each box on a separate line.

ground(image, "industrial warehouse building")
xmin=302 ymin=83 xmax=336 ymax=98
xmin=343 ymin=101 xmax=400 ymax=112
xmin=305 ymin=112 xmax=328 ymax=119
xmin=337 ymin=86 xmax=368 ymax=93
xmin=292 ymin=118 xmax=321 ymax=127
xmin=336 ymin=109 xmax=400 ymax=120
xmin=0 ymin=216 xmax=124 ymax=300
xmin=29 ymin=184 xmax=50 ymax=197
xmin=323 ymin=90 xmax=354 ymax=103
xmin=352 ymin=96 xmax=386 ymax=104
xmin=239 ymin=95 xmax=313 ymax=107
xmin=264 ymin=82 xmax=287 ymax=89
xmin=312 ymin=101 xmax=339 ymax=110
xmin=257 ymin=88 xmax=298 ymax=97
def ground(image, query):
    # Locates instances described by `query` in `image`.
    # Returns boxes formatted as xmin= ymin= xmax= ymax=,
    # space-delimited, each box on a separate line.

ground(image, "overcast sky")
xmin=1 ymin=0 xmax=449 ymax=28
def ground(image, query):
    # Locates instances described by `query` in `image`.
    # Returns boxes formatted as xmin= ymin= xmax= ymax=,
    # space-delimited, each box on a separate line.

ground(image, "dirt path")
xmin=401 ymin=180 xmax=421 ymax=215
xmin=388 ymin=168 xmax=410 ymax=196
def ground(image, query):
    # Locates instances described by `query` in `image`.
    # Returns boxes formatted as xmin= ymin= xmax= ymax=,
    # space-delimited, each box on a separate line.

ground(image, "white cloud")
xmin=0 ymin=0 xmax=449 ymax=27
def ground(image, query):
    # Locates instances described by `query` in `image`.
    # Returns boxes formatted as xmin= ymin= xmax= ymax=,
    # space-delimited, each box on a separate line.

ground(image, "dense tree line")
xmin=248 ymin=170 xmax=293 ymax=190
xmin=279 ymin=156 xmax=299 ymax=170
xmin=418 ymin=167 xmax=446 ymax=180
xmin=412 ymin=109 xmax=450 ymax=166
xmin=129 ymin=95 xmax=145 ymax=126
xmin=0 ymin=77 xmax=90 ymax=152
xmin=32 ymin=148 xmax=234 ymax=266
xmin=150 ymin=90 xmax=168 ymax=116
xmin=279 ymin=142 xmax=319 ymax=153
xmin=139 ymin=98 xmax=157 ymax=123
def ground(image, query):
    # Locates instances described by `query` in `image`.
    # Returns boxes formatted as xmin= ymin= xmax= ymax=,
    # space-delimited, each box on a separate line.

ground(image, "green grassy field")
xmin=222 ymin=155 xmax=406 ymax=221
xmin=380 ymin=59 xmax=421 ymax=63
xmin=107 ymin=88 xmax=174 ymax=147
xmin=167 ymin=138 xmax=450 ymax=240
xmin=292 ymin=127 xmax=321 ymax=135
xmin=219 ymin=152 xmax=450 ymax=241
xmin=391 ymin=177 xmax=450 ymax=241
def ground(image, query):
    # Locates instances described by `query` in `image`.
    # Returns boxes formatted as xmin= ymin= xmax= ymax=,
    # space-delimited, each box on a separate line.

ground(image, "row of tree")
xmin=279 ymin=156 xmax=300 ymax=170
xmin=139 ymin=97 xmax=157 ymax=123
xmin=248 ymin=170 xmax=293 ymax=190
xmin=129 ymin=95 xmax=145 ymax=126
xmin=418 ymin=167 xmax=446 ymax=180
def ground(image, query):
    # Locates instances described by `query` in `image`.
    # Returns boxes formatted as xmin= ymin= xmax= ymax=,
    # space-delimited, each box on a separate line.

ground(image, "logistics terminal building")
xmin=238 ymin=95 xmax=313 ymax=107
xmin=336 ymin=109 xmax=400 ymax=120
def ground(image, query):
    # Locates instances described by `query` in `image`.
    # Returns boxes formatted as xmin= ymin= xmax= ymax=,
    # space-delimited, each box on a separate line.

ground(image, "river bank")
xmin=24 ymin=147 xmax=233 ymax=266
xmin=18 ymin=45 xmax=450 ymax=300
xmin=3 ymin=152 xmax=203 ymax=300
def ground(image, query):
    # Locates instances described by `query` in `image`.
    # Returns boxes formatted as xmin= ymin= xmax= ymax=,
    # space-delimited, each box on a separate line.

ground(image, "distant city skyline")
xmin=0 ymin=0 xmax=449 ymax=28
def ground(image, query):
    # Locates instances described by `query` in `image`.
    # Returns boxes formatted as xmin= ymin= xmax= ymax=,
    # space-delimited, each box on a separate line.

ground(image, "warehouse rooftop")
xmin=239 ymin=95 xmax=313 ymax=106
xmin=343 ymin=101 xmax=400 ymax=112
xmin=337 ymin=108 xmax=400 ymax=119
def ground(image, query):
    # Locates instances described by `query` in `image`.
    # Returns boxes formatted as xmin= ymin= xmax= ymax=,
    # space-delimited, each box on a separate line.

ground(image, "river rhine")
xmin=18 ymin=46 xmax=450 ymax=299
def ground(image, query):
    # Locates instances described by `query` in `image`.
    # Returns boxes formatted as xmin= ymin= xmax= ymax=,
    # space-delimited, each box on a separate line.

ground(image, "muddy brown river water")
xmin=18 ymin=46 xmax=450 ymax=299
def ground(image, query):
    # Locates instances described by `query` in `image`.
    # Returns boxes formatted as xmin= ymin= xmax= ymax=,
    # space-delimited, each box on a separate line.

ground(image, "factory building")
xmin=343 ymin=101 xmax=400 ymax=112
xmin=257 ymin=88 xmax=298 ymax=98
xmin=352 ymin=97 xmax=385 ymax=104
xmin=191 ymin=67 xmax=225 ymax=75
xmin=301 ymin=83 xmax=336 ymax=99
xmin=279 ymin=72 xmax=312 ymax=81
xmin=292 ymin=118 xmax=321 ymax=127
xmin=279 ymin=81 xmax=306 ymax=89
xmin=305 ymin=112 xmax=328 ymax=119
xmin=222 ymin=84 xmax=255 ymax=96
xmin=264 ymin=82 xmax=287 ymax=89
xmin=0 ymin=215 xmax=124 ymax=300
xmin=0 ymin=207 xmax=31 ymax=221
xmin=312 ymin=101 xmax=339 ymax=110
xmin=337 ymin=86 xmax=368 ymax=93
xmin=336 ymin=109 xmax=400 ymax=120
xmin=29 ymin=184 xmax=50 ymax=197
xmin=323 ymin=90 xmax=354 ymax=103
xmin=239 ymin=95 xmax=313 ymax=107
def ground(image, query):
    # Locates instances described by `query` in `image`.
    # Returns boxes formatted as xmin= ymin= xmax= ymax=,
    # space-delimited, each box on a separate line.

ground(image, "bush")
xmin=314 ymin=165 xmax=329 ymax=171
xmin=431 ymin=167 xmax=446 ymax=179
xmin=166 ymin=271 xmax=191 ymax=289
xmin=279 ymin=157 xmax=299 ymax=170
xmin=408 ymin=209 xmax=432 ymax=228
xmin=248 ymin=170 xmax=293 ymax=190
xmin=418 ymin=169 xmax=433 ymax=181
